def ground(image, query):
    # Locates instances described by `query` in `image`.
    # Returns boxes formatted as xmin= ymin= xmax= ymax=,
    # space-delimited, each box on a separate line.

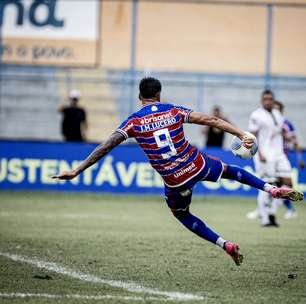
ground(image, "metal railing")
xmin=1 ymin=65 xmax=306 ymax=148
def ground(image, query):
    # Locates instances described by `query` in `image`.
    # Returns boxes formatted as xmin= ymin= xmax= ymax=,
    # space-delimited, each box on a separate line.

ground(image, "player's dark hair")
xmin=139 ymin=77 xmax=162 ymax=99
xmin=261 ymin=89 xmax=274 ymax=99
xmin=274 ymin=100 xmax=284 ymax=111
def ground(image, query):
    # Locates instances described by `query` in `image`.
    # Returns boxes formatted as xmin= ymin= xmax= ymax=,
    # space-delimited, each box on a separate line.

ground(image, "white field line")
xmin=0 ymin=252 xmax=205 ymax=301
xmin=0 ymin=292 xmax=170 ymax=302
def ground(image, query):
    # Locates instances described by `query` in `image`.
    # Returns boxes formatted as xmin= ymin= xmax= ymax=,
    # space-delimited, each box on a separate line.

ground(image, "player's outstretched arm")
xmin=52 ymin=131 xmax=126 ymax=180
xmin=189 ymin=112 xmax=246 ymax=139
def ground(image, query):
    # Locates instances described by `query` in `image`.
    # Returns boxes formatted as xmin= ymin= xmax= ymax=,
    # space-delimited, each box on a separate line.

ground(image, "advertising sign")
xmin=1 ymin=140 xmax=306 ymax=196
xmin=1 ymin=0 xmax=100 ymax=66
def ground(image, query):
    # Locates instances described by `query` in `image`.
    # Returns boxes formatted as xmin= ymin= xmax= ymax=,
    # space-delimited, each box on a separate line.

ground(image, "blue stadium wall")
xmin=0 ymin=140 xmax=305 ymax=196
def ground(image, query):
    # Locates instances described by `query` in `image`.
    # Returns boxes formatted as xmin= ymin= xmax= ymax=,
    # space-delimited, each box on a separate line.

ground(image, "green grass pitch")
xmin=0 ymin=191 xmax=305 ymax=303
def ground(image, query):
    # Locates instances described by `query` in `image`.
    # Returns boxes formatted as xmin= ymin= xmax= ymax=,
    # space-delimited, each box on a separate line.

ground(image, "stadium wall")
xmin=1 ymin=1 xmax=306 ymax=146
xmin=0 ymin=140 xmax=305 ymax=196
xmin=2 ymin=0 xmax=306 ymax=74
xmin=100 ymin=0 xmax=306 ymax=75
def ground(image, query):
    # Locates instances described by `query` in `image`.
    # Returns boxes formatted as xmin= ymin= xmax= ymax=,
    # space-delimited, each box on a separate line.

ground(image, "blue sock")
xmin=223 ymin=165 xmax=266 ymax=191
xmin=175 ymin=212 xmax=220 ymax=245
xmin=284 ymin=199 xmax=295 ymax=211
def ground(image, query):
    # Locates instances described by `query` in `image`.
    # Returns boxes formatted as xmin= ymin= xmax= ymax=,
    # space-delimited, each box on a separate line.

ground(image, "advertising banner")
xmin=1 ymin=0 xmax=100 ymax=66
xmin=1 ymin=140 xmax=306 ymax=196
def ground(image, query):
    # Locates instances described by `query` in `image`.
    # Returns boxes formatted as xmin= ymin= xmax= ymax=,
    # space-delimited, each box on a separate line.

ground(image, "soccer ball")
xmin=231 ymin=132 xmax=258 ymax=160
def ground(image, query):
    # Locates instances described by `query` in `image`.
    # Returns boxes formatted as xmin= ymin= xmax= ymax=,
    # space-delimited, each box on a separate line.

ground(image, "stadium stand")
xmin=1 ymin=0 xmax=306 ymax=146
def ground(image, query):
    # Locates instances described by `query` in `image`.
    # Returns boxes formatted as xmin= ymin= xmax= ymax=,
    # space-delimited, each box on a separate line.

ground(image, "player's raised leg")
xmin=221 ymin=164 xmax=304 ymax=201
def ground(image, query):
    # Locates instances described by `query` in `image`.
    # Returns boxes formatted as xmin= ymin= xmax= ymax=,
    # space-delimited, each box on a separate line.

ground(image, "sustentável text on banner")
xmin=1 ymin=141 xmax=305 ymax=195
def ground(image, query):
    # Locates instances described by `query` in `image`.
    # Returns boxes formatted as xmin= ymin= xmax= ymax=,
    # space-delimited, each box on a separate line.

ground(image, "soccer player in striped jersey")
xmin=53 ymin=78 xmax=303 ymax=266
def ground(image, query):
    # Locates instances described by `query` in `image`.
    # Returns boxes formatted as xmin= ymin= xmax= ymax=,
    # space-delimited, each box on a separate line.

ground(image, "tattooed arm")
xmin=52 ymin=131 xmax=126 ymax=180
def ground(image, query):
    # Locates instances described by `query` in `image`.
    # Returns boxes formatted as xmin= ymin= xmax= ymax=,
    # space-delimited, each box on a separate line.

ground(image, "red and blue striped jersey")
xmin=116 ymin=103 xmax=205 ymax=187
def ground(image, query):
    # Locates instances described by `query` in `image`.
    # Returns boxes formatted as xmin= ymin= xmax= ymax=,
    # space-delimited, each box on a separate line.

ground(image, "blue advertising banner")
xmin=0 ymin=140 xmax=305 ymax=196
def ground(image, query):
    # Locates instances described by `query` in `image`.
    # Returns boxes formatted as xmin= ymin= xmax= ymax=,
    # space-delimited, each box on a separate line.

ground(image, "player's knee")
xmin=172 ymin=208 xmax=190 ymax=220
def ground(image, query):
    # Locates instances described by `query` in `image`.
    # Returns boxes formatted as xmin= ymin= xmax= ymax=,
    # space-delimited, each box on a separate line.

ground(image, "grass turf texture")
xmin=0 ymin=191 xmax=305 ymax=304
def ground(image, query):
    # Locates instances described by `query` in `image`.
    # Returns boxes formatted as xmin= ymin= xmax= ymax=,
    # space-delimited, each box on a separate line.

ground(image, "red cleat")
xmin=268 ymin=187 xmax=304 ymax=202
xmin=224 ymin=242 xmax=243 ymax=266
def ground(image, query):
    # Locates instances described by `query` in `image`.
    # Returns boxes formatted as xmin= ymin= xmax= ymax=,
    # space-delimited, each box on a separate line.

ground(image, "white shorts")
xmin=254 ymin=154 xmax=292 ymax=182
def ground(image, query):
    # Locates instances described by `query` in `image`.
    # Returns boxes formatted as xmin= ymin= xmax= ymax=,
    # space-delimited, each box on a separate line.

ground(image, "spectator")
xmin=202 ymin=106 xmax=228 ymax=148
xmin=58 ymin=90 xmax=87 ymax=142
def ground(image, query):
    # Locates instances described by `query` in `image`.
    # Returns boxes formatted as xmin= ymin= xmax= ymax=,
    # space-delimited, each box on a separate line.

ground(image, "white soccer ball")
xmin=231 ymin=132 xmax=258 ymax=160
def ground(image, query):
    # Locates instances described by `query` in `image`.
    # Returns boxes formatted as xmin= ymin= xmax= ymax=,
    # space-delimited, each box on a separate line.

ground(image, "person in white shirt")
xmin=247 ymin=90 xmax=292 ymax=226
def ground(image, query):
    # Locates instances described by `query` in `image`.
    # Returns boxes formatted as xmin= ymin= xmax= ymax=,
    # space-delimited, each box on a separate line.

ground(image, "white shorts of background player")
xmin=253 ymin=153 xmax=292 ymax=225
xmin=254 ymin=153 xmax=292 ymax=182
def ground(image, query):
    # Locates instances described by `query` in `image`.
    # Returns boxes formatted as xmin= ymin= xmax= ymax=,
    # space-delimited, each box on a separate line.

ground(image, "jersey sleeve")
xmin=248 ymin=111 xmax=260 ymax=133
xmin=175 ymin=105 xmax=193 ymax=123
xmin=116 ymin=116 xmax=135 ymax=139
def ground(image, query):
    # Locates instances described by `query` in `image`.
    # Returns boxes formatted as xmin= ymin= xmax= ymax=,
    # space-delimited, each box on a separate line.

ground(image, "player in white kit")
xmin=247 ymin=90 xmax=292 ymax=226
